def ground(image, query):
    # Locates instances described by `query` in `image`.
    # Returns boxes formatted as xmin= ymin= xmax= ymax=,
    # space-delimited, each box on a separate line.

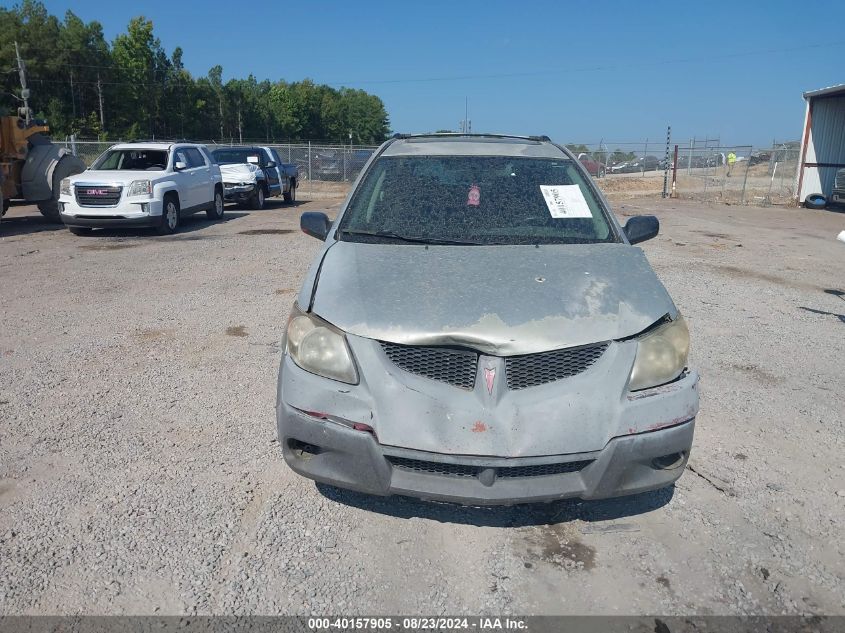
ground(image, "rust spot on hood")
xmin=471 ymin=421 xmax=487 ymax=433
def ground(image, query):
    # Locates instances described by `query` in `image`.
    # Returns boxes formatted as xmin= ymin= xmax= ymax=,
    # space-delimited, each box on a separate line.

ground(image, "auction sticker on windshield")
xmin=540 ymin=184 xmax=592 ymax=219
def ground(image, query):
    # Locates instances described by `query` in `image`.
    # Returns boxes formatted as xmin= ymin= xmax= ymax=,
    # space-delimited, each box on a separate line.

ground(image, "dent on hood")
xmin=311 ymin=242 xmax=677 ymax=355
xmin=344 ymin=302 xmax=659 ymax=356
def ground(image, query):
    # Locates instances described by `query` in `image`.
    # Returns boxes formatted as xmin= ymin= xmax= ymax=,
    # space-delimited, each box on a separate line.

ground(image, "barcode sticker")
xmin=540 ymin=185 xmax=593 ymax=219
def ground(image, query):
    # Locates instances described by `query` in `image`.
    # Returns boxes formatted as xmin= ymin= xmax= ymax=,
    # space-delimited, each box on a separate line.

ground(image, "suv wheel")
xmin=156 ymin=195 xmax=180 ymax=235
xmin=207 ymin=187 xmax=225 ymax=220
xmin=284 ymin=180 xmax=296 ymax=203
xmin=250 ymin=184 xmax=265 ymax=210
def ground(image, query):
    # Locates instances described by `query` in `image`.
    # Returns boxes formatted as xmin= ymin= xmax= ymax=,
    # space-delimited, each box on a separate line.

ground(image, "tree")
xmin=0 ymin=3 xmax=392 ymax=143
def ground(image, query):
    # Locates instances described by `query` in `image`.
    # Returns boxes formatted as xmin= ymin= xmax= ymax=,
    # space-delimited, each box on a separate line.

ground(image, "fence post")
xmin=671 ymin=145 xmax=678 ymax=198
xmin=740 ymin=146 xmax=751 ymax=205
xmin=308 ymin=141 xmax=312 ymax=196
xmin=661 ymin=126 xmax=671 ymax=198
xmin=70 ymin=134 xmax=77 ymax=156
xmin=642 ymin=138 xmax=648 ymax=176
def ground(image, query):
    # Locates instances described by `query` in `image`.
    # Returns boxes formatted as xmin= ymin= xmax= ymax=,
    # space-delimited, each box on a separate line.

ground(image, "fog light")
xmin=287 ymin=438 xmax=321 ymax=459
xmin=652 ymin=452 xmax=686 ymax=470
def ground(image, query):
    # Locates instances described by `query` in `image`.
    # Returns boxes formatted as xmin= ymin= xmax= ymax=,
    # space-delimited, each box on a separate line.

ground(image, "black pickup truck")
xmin=212 ymin=146 xmax=299 ymax=209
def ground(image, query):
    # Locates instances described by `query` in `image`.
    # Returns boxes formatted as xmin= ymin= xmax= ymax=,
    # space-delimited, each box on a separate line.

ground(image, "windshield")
xmin=213 ymin=149 xmax=262 ymax=165
xmin=338 ymin=155 xmax=616 ymax=245
xmin=92 ymin=149 xmax=168 ymax=171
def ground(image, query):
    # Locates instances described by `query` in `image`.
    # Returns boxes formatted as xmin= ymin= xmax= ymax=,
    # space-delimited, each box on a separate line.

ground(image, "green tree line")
xmin=0 ymin=1 xmax=391 ymax=143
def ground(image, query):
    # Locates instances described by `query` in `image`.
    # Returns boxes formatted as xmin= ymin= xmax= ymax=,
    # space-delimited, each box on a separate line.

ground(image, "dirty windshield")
xmin=91 ymin=149 xmax=168 ymax=171
xmin=339 ymin=156 xmax=615 ymax=245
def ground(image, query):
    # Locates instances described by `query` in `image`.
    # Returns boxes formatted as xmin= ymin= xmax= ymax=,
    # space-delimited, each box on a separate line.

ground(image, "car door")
xmin=185 ymin=147 xmax=212 ymax=211
xmin=270 ymin=148 xmax=288 ymax=193
xmin=261 ymin=148 xmax=281 ymax=196
xmin=171 ymin=147 xmax=196 ymax=209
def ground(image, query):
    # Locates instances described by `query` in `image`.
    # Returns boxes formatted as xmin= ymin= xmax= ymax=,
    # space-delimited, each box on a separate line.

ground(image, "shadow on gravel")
xmin=799 ymin=306 xmax=845 ymax=324
xmin=231 ymin=200 xmax=307 ymax=211
xmin=69 ymin=212 xmax=250 ymax=240
xmin=0 ymin=214 xmax=65 ymax=238
xmin=316 ymin=482 xmax=674 ymax=527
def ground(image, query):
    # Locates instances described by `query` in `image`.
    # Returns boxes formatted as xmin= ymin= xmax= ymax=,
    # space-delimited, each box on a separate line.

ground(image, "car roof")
xmin=212 ymin=146 xmax=264 ymax=152
xmin=110 ymin=143 xmax=174 ymax=151
xmin=382 ymin=134 xmax=568 ymax=159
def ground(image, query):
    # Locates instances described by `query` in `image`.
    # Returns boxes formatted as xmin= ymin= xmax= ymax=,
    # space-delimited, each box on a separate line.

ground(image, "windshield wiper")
xmin=339 ymin=228 xmax=484 ymax=245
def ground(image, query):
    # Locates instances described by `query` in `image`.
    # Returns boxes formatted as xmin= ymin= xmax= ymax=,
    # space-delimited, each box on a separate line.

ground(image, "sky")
xmin=39 ymin=0 xmax=845 ymax=147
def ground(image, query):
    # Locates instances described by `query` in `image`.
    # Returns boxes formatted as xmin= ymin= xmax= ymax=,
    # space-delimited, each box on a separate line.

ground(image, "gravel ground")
xmin=1 ymin=195 xmax=843 ymax=615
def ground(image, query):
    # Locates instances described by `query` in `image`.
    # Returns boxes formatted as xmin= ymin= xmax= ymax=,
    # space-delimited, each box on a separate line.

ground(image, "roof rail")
xmin=391 ymin=132 xmax=552 ymax=142
xmin=121 ymin=139 xmax=200 ymax=145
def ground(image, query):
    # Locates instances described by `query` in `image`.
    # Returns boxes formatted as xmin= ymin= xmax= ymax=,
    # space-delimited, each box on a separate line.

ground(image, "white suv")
xmin=59 ymin=142 xmax=224 ymax=235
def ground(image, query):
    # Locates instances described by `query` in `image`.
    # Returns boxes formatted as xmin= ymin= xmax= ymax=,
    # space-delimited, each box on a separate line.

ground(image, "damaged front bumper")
xmin=279 ymin=400 xmax=695 ymax=505
xmin=276 ymin=334 xmax=699 ymax=505
xmin=222 ymin=182 xmax=256 ymax=201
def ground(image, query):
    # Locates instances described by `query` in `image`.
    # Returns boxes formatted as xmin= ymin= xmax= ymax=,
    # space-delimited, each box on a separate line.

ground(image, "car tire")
xmin=156 ymin=194 xmax=180 ymax=235
xmin=206 ymin=186 xmax=225 ymax=220
xmin=804 ymin=193 xmax=827 ymax=210
xmin=68 ymin=226 xmax=92 ymax=235
xmin=284 ymin=180 xmax=296 ymax=203
xmin=250 ymin=184 xmax=266 ymax=210
xmin=38 ymin=157 xmax=82 ymax=223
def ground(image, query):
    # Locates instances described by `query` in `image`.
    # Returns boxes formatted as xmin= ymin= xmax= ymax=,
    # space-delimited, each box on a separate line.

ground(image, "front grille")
xmin=387 ymin=456 xmax=593 ymax=479
xmin=496 ymin=460 xmax=593 ymax=478
xmin=505 ymin=342 xmax=608 ymax=390
xmin=835 ymin=169 xmax=845 ymax=190
xmin=387 ymin=456 xmax=478 ymax=477
xmin=380 ymin=342 xmax=477 ymax=390
xmin=75 ymin=185 xmax=122 ymax=207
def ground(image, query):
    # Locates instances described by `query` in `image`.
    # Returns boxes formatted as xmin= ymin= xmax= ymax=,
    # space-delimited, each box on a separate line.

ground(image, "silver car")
xmin=276 ymin=134 xmax=699 ymax=506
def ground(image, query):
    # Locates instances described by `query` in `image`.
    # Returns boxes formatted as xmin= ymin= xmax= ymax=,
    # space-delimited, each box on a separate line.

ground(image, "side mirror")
xmin=174 ymin=161 xmax=187 ymax=171
xmin=265 ymin=160 xmax=277 ymax=168
xmin=301 ymin=212 xmax=331 ymax=241
xmin=623 ymin=215 xmax=659 ymax=244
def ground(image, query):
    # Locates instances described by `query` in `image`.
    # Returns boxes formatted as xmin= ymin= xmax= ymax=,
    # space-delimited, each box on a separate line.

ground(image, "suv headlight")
xmin=285 ymin=304 xmax=358 ymax=384
xmin=60 ymin=178 xmax=72 ymax=196
xmin=127 ymin=180 xmax=152 ymax=197
xmin=628 ymin=315 xmax=690 ymax=391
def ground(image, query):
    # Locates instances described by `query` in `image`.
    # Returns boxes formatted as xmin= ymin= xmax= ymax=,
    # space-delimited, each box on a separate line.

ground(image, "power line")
xmin=321 ymin=40 xmax=845 ymax=86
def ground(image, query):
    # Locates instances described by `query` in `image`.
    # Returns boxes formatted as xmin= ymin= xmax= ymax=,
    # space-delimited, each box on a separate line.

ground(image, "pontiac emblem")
xmin=484 ymin=367 xmax=496 ymax=395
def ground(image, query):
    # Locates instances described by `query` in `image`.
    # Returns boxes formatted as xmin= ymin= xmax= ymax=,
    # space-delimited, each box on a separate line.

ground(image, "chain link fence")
xmin=59 ymin=136 xmax=800 ymax=205
xmin=566 ymin=139 xmax=801 ymax=205
xmin=58 ymin=138 xmax=380 ymax=199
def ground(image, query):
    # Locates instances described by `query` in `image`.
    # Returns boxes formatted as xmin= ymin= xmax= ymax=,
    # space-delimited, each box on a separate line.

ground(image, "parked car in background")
xmin=59 ymin=142 xmax=224 ymax=235
xmin=313 ymin=150 xmax=342 ymax=180
xmin=577 ymin=153 xmax=606 ymax=177
xmin=748 ymin=151 xmax=772 ymax=166
xmin=830 ymin=168 xmax=845 ymax=206
xmin=349 ymin=149 xmax=374 ymax=176
xmin=212 ymin=146 xmax=298 ymax=209
xmin=279 ymin=133 xmax=698 ymax=505
xmin=610 ymin=159 xmax=635 ymax=174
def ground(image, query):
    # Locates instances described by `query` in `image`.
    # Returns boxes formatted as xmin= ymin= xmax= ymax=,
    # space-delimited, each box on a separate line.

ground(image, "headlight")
xmin=60 ymin=178 xmax=72 ymax=196
xmin=127 ymin=180 xmax=152 ymax=197
xmin=285 ymin=304 xmax=358 ymax=384
xmin=628 ymin=315 xmax=690 ymax=391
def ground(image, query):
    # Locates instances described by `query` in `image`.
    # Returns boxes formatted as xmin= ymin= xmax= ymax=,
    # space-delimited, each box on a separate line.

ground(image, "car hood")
xmin=218 ymin=163 xmax=261 ymax=179
xmin=310 ymin=242 xmax=676 ymax=355
xmin=72 ymin=170 xmax=167 ymax=184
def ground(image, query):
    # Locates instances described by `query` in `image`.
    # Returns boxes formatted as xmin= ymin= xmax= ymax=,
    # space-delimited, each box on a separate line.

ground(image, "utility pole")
xmin=69 ymin=70 xmax=76 ymax=118
xmin=237 ymin=105 xmax=243 ymax=144
xmin=14 ymin=41 xmax=31 ymax=126
xmin=96 ymin=73 xmax=105 ymax=132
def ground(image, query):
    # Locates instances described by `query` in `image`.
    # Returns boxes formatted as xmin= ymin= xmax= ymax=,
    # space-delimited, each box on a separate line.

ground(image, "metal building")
xmin=796 ymin=84 xmax=845 ymax=203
